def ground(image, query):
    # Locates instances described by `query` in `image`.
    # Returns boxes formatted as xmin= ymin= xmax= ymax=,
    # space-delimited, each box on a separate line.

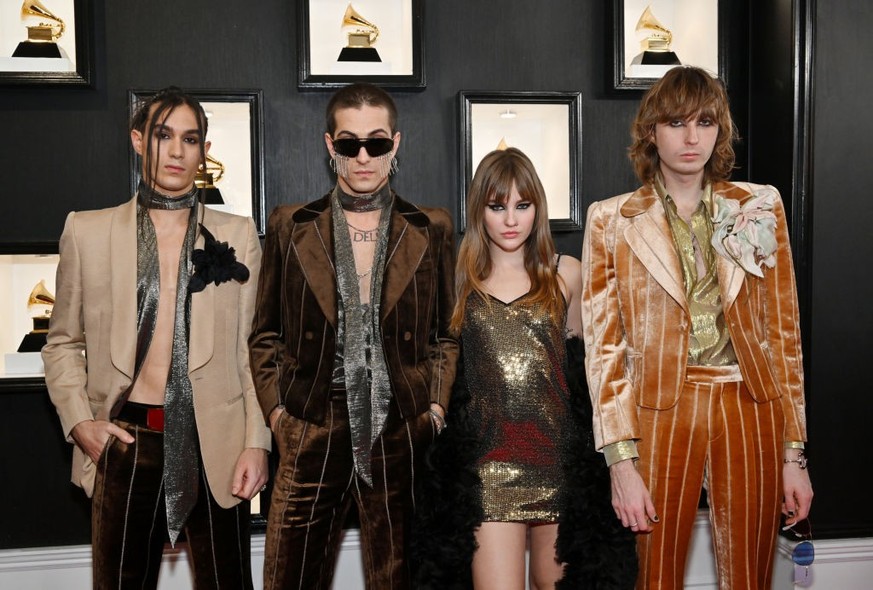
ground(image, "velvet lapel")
xmin=621 ymin=186 xmax=689 ymax=315
xmin=381 ymin=205 xmax=427 ymax=320
xmin=109 ymin=197 xmax=138 ymax=379
xmin=188 ymin=207 xmax=216 ymax=374
xmin=292 ymin=200 xmax=337 ymax=327
xmin=712 ymin=181 xmax=753 ymax=312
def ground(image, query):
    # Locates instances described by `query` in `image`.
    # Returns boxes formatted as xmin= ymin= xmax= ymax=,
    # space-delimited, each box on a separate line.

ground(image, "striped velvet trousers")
xmin=91 ymin=420 xmax=253 ymax=589
xmin=635 ymin=365 xmax=784 ymax=590
xmin=264 ymin=390 xmax=435 ymax=590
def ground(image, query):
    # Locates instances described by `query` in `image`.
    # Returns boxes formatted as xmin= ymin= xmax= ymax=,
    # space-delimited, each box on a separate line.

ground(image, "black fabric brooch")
xmin=189 ymin=225 xmax=250 ymax=293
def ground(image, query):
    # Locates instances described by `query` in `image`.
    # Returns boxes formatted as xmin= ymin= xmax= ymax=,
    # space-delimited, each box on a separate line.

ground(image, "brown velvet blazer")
xmin=42 ymin=198 xmax=272 ymax=508
xmin=249 ymin=192 xmax=459 ymax=426
xmin=581 ymin=181 xmax=807 ymax=451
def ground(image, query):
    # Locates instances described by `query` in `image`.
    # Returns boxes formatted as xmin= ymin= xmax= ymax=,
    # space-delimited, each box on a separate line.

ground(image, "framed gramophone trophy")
xmin=459 ymin=91 xmax=584 ymax=234
xmin=0 ymin=0 xmax=93 ymax=86
xmin=2 ymin=265 xmax=58 ymax=375
xmin=613 ymin=0 xmax=725 ymax=90
xmin=297 ymin=0 xmax=424 ymax=90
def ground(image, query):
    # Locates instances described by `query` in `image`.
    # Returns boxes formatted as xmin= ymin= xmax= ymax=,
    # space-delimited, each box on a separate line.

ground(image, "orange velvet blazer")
xmin=580 ymin=181 xmax=807 ymax=450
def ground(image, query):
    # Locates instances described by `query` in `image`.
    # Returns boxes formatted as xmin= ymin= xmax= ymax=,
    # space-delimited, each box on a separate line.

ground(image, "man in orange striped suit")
xmin=581 ymin=66 xmax=813 ymax=589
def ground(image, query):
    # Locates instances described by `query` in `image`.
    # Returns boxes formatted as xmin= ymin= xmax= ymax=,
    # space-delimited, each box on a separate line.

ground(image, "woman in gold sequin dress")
xmin=448 ymin=148 xmax=583 ymax=589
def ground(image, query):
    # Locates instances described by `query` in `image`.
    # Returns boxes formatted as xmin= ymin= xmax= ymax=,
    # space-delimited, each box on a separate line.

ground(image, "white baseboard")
xmin=0 ymin=532 xmax=364 ymax=590
xmin=1 ymin=514 xmax=871 ymax=589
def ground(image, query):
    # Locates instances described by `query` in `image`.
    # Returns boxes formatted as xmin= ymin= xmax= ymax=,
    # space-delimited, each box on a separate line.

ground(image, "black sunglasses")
xmin=331 ymin=137 xmax=395 ymax=158
xmin=784 ymin=519 xmax=814 ymax=586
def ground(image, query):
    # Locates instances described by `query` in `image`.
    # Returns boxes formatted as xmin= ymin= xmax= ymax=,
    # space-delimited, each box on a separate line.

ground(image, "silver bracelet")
xmin=784 ymin=451 xmax=808 ymax=469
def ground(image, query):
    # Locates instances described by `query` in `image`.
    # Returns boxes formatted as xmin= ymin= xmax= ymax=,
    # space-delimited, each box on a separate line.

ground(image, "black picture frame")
xmin=298 ymin=0 xmax=425 ymax=90
xmin=613 ymin=0 xmax=727 ymax=90
xmin=459 ymin=91 xmax=583 ymax=233
xmin=127 ymin=89 xmax=267 ymax=236
xmin=0 ymin=0 xmax=94 ymax=87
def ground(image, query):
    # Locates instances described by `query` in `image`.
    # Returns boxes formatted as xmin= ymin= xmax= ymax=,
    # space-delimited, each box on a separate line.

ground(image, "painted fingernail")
xmin=788 ymin=511 xmax=795 ymax=518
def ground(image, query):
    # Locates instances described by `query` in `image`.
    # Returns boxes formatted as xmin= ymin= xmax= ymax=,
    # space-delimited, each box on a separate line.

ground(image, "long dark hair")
xmin=131 ymin=86 xmax=209 ymax=190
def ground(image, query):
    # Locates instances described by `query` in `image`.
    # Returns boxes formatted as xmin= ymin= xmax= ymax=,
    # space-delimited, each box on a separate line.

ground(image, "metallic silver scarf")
xmin=136 ymin=185 xmax=200 ymax=545
xmin=331 ymin=184 xmax=393 ymax=486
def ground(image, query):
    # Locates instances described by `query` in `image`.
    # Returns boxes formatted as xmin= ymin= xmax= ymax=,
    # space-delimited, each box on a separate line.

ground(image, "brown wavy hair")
xmin=628 ymin=66 xmax=738 ymax=186
xmin=450 ymin=148 xmax=564 ymax=335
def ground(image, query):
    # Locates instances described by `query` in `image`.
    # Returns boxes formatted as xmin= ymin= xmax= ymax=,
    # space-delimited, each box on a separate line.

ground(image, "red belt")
xmin=116 ymin=402 xmax=165 ymax=432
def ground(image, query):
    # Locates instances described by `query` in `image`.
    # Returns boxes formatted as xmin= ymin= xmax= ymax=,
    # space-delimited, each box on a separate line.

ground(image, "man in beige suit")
xmin=581 ymin=67 xmax=813 ymax=589
xmin=42 ymin=87 xmax=270 ymax=589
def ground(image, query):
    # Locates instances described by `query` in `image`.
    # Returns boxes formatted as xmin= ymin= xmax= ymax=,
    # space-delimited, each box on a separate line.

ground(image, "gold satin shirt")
xmin=657 ymin=180 xmax=737 ymax=367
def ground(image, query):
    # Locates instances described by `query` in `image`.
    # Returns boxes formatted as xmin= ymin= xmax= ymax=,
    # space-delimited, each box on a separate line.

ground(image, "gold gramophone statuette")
xmin=27 ymin=279 xmax=55 ymax=333
xmin=337 ymin=3 xmax=382 ymax=62
xmin=635 ymin=6 xmax=673 ymax=53
xmin=630 ymin=5 xmax=680 ymax=68
xmin=342 ymin=3 xmax=379 ymax=48
xmin=195 ymin=153 xmax=226 ymax=189
xmin=21 ymin=0 xmax=65 ymax=43
xmin=195 ymin=153 xmax=227 ymax=205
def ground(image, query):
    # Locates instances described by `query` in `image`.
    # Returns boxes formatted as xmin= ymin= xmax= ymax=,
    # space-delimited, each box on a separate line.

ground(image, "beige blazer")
xmin=42 ymin=197 xmax=271 ymax=508
xmin=581 ymin=181 xmax=807 ymax=450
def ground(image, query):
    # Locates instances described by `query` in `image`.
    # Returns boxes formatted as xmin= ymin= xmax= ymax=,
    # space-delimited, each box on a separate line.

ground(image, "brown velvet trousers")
xmin=635 ymin=365 xmax=784 ymax=590
xmin=91 ymin=420 xmax=254 ymax=590
xmin=264 ymin=391 xmax=435 ymax=590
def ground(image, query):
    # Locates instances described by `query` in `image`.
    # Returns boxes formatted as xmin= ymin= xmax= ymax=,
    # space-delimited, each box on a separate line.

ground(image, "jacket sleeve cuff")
xmin=603 ymin=440 xmax=639 ymax=467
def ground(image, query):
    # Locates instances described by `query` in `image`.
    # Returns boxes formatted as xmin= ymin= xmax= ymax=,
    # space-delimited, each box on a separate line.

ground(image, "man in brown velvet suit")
xmin=42 ymin=87 xmax=270 ymax=589
xmin=581 ymin=67 xmax=813 ymax=589
xmin=250 ymin=83 xmax=458 ymax=589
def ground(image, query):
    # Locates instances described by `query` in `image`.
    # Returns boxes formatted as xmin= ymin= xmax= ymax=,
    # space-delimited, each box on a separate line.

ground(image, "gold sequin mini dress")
xmin=462 ymin=293 xmax=571 ymax=523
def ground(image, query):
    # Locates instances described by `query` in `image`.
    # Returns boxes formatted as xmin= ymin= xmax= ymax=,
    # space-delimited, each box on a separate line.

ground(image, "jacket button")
xmin=403 ymin=331 xmax=412 ymax=341
xmin=304 ymin=331 xmax=314 ymax=340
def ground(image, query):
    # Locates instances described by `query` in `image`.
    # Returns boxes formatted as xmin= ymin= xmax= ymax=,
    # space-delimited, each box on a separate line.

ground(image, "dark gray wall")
xmin=806 ymin=1 xmax=873 ymax=538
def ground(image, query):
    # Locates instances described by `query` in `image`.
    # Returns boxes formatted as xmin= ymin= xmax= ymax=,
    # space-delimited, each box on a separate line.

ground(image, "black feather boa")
xmin=411 ymin=337 xmax=638 ymax=589
xmin=410 ymin=346 xmax=482 ymax=589
xmin=555 ymin=337 xmax=638 ymax=589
